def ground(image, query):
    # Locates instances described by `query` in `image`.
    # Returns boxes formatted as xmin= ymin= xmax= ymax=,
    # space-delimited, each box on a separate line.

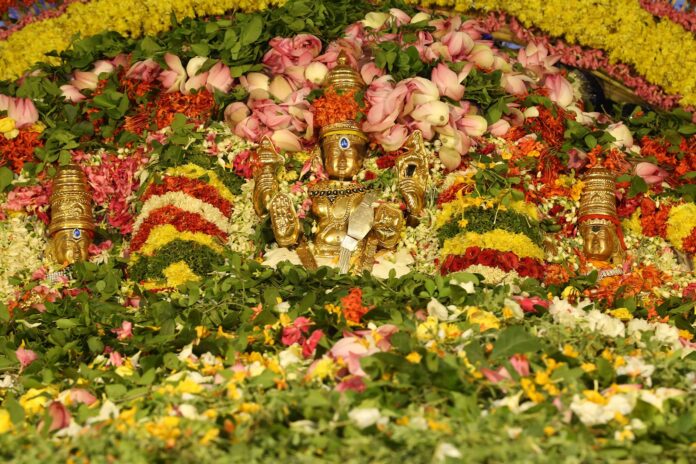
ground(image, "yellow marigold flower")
xmin=416 ymin=316 xmax=439 ymax=342
xmin=442 ymin=230 xmax=544 ymax=260
xmin=562 ymin=344 xmax=579 ymax=358
xmin=162 ymin=261 xmax=201 ymax=287
xmin=307 ymin=357 xmax=335 ymax=380
xmin=0 ymin=409 xmax=12 ymax=434
xmin=610 ymin=308 xmax=633 ymax=321
xmin=146 ymin=416 xmax=181 ymax=442
xmin=19 ymin=387 xmax=58 ymax=415
xmin=406 ymin=352 xmax=422 ymax=364
xmin=544 ymin=426 xmax=555 ymax=437
xmin=613 ymin=412 xmax=630 ymax=426
xmin=583 ymin=390 xmax=607 ymax=405
xmin=199 ymin=428 xmax=219 ymax=445
xmin=667 ymin=203 xmax=696 ymax=251
xmin=679 ymin=330 xmax=693 ymax=341
xmin=465 ymin=307 xmax=500 ymax=332
xmin=581 ymin=362 xmax=595 ymax=373
xmin=0 ymin=117 xmax=18 ymax=139
xmin=140 ymin=224 xmax=223 ymax=256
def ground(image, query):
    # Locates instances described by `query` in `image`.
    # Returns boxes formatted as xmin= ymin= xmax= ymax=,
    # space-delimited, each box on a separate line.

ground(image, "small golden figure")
xmin=577 ymin=166 xmax=626 ymax=277
xmin=252 ymin=51 xmax=428 ymax=273
xmin=46 ymin=163 xmax=95 ymax=266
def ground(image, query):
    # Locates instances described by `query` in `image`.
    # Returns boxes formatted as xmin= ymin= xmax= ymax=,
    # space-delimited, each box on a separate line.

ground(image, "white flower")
xmin=506 ymin=427 xmax=523 ymax=439
xmin=362 ymin=12 xmax=390 ymax=29
xmin=427 ymin=298 xmax=449 ymax=321
xmin=652 ymin=322 xmax=681 ymax=348
xmin=433 ymin=443 xmax=462 ymax=462
xmin=570 ymin=393 xmax=636 ymax=426
xmin=585 ymin=310 xmax=625 ymax=338
xmin=449 ymin=278 xmax=475 ymax=294
xmin=548 ymin=297 xmax=586 ymax=328
xmin=290 ymin=420 xmax=317 ymax=434
xmin=263 ymin=247 xmax=302 ymax=269
xmin=279 ymin=345 xmax=303 ymax=368
xmin=372 ymin=248 xmax=414 ymax=279
xmin=348 ymin=407 xmax=385 ymax=429
xmin=639 ymin=388 xmax=684 ymax=412
xmin=616 ymin=356 xmax=655 ymax=384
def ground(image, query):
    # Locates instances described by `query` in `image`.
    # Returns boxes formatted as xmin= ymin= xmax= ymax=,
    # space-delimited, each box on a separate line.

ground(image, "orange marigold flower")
xmin=340 ymin=287 xmax=372 ymax=324
xmin=312 ymin=88 xmax=360 ymax=128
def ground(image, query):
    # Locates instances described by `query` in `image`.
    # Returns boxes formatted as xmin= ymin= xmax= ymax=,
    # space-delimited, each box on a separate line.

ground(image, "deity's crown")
xmin=324 ymin=51 xmax=365 ymax=94
xmin=319 ymin=120 xmax=368 ymax=141
xmin=578 ymin=166 xmax=618 ymax=221
xmin=48 ymin=163 xmax=95 ymax=236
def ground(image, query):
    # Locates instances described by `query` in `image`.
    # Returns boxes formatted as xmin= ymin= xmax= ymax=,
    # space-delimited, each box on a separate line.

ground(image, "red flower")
xmin=143 ymin=176 xmax=233 ymax=217
xmin=464 ymin=246 xmax=481 ymax=261
xmin=478 ymin=249 xmax=497 ymax=267
xmin=498 ymin=251 xmax=519 ymax=271
xmin=341 ymin=288 xmax=372 ymax=323
xmin=302 ymin=329 xmax=324 ymax=358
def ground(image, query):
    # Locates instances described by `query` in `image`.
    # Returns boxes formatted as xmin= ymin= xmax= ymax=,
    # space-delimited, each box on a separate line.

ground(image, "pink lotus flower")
xmin=60 ymin=85 xmax=86 ymax=102
xmin=71 ymin=70 xmax=98 ymax=91
xmin=502 ymin=72 xmax=532 ymax=96
xmin=432 ymin=63 xmax=465 ymax=101
xmin=606 ymin=122 xmax=634 ymax=148
xmin=411 ymin=101 xmax=450 ymax=126
xmin=363 ymin=78 xmax=405 ymax=133
xmin=46 ymin=401 xmax=71 ymax=431
xmin=272 ymin=129 xmax=302 ymax=152
xmin=635 ymin=162 xmax=668 ymax=185
xmin=92 ymin=60 xmax=115 ymax=77
xmin=263 ymin=34 xmax=322 ymax=74
xmin=240 ymin=72 xmax=270 ymax=100
xmin=204 ymin=62 xmax=233 ymax=93
xmin=234 ymin=115 xmax=263 ymax=141
xmin=16 ymin=346 xmax=38 ymax=369
xmin=389 ymin=8 xmax=411 ymax=26
xmin=442 ymin=30 xmax=475 ymax=59
xmin=544 ymin=74 xmax=574 ymax=108
xmin=374 ymin=124 xmax=409 ymax=151
xmin=8 ymin=98 xmax=39 ymax=128
xmin=488 ymin=119 xmax=510 ymax=136
xmin=112 ymin=320 xmax=133 ymax=340
xmin=518 ymin=43 xmax=560 ymax=77
xmin=360 ymin=62 xmax=384 ymax=85
xmin=126 ymin=59 xmax=161 ymax=82
xmin=469 ymin=44 xmax=495 ymax=69
xmin=224 ymin=102 xmax=250 ymax=128
xmin=269 ymin=75 xmax=294 ymax=101
xmin=158 ymin=53 xmax=187 ymax=93
xmin=458 ymin=114 xmax=488 ymax=137
xmin=439 ymin=147 xmax=461 ymax=171
xmin=0 ymin=94 xmax=10 ymax=111
xmin=403 ymin=77 xmax=439 ymax=114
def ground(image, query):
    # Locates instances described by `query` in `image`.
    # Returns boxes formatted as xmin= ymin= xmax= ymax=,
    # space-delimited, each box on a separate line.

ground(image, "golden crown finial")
xmin=324 ymin=50 xmax=364 ymax=93
xmin=578 ymin=166 xmax=618 ymax=220
xmin=48 ymin=163 xmax=95 ymax=235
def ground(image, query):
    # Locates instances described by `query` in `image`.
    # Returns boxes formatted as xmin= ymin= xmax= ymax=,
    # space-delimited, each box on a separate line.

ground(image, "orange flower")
xmin=312 ymin=87 xmax=360 ymax=128
xmin=340 ymin=287 xmax=372 ymax=324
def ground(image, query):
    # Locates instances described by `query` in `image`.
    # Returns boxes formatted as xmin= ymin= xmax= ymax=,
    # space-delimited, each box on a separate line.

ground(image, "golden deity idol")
xmin=46 ymin=163 xmax=95 ymax=266
xmin=252 ymin=52 xmax=429 ymax=273
xmin=578 ymin=166 xmax=626 ymax=271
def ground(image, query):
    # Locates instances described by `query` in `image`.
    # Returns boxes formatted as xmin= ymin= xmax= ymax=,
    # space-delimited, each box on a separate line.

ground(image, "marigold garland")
xmin=0 ymin=0 xmax=283 ymax=80
xmin=414 ymin=0 xmax=696 ymax=105
xmin=441 ymin=230 xmax=545 ymax=260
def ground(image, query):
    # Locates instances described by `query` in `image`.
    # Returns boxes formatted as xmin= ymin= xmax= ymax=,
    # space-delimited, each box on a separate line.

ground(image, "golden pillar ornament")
xmin=578 ymin=166 xmax=626 ymax=266
xmin=46 ymin=163 xmax=95 ymax=266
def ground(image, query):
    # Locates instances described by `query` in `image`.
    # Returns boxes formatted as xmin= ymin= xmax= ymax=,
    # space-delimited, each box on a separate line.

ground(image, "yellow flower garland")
xmin=666 ymin=203 xmax=696 ymax=251
xmin=137 ymin=224 xmax=224 ymax=256
xmin=0 ymin=0 xmax=284 ymax=81
xmin=441 ymin=229 xmax=545 ymax=260
xmin=436 ymin=190 xmax=539 ymax=230
xmin=412 ymin=0 xmax=696 ymax=105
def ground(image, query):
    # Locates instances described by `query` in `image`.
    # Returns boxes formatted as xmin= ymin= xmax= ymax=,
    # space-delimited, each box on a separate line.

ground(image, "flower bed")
xmin=0 ymin=1 xmax=694 ymax=462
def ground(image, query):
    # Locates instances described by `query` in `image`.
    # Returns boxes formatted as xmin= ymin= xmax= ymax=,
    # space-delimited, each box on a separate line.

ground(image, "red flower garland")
xmin=129 ymin=205 xmax=227 ymax=252
xmin=440 ymin=246 xmax=545 ymax=279
xmin=142 ymin=176 xmax=233 ymax=218
xmin=0 ymin=130 xmax=42 ymax=173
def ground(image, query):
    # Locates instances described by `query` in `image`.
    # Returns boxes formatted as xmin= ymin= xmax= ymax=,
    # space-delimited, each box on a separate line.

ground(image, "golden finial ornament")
xmin=578 ymin=166 xmax=626 ymax=264
xmin=324 ymin=51 xmax=364 ymax=93
xmin=46 ymin=163 xmax=95 ymax=266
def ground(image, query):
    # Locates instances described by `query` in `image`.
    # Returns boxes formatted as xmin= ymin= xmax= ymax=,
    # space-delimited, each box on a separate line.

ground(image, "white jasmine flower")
xmin=348 ymin=407 xmax=385 ymax=429
xmin=434 ymin=443 xmax=462 ymax=462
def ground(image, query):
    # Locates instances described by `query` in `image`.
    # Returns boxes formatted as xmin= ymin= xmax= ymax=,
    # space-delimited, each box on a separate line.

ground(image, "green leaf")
xmin=105 ymin=384 xmax=128 ymax=399
xmin=55 ymin=318 xmax=79 ymax=329
xmin=584 ymin=134 xmax=597 ymax=149
xmin=628 ymin=176 xmax=648 ymax=198
xmin=241 ymin=15 xmax=263 ymax=45
xmin=0 ymin=167 xmax=14 ymax=192
xmin=490 ymin=326 xmax=541 ymax=360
